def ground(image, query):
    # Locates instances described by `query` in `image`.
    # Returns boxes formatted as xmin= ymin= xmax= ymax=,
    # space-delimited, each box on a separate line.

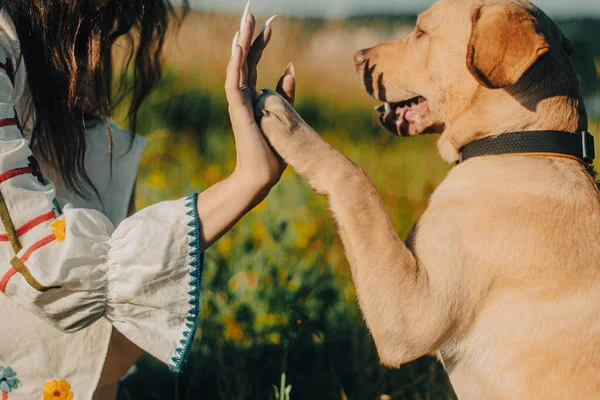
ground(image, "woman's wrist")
xmin=195 ymin=172 xmax=275 ymax=252
xmin=228 ymin=170 xmax=276 ymax=207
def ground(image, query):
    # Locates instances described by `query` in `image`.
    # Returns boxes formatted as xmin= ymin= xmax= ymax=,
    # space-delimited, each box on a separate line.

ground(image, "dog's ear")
xmin=467 ymin=4 xmax=551 ymax=89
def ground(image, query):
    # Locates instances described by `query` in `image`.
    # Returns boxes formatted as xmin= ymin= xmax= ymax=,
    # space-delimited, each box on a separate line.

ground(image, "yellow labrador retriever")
xmin=254 ymin=0 xmax=600 ymax=398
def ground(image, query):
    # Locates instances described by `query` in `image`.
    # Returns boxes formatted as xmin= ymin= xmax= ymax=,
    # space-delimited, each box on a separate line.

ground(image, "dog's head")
xmin=355 ymin=0 xmax=585 ymax=161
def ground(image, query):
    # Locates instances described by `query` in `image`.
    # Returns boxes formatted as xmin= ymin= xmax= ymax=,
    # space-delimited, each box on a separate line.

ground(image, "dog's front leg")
xmin=256 ymin=90 xmax=459 ymax=367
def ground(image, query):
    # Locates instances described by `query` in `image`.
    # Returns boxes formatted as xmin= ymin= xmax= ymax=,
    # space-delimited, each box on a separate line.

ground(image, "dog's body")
xmin=255 ymin=0 xmax=600 ymax=398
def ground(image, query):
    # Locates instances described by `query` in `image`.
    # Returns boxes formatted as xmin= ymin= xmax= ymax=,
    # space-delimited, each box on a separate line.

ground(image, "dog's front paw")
xmin=255 ymin=88 xmax=337 ymax=194
xmin=254 ymin=89 xmax=309 ymax=161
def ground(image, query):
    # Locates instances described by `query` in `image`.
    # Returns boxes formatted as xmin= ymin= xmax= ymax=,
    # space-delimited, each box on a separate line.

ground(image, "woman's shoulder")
xmin=84 ymin=116 xmax=147 ymax=158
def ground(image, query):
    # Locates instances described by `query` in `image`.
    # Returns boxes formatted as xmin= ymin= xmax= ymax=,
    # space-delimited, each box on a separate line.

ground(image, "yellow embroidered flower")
xmin=42 ymin=379 xmax=73 ymax=400
xmin=50 ymin=219 xmax=66 ymax=242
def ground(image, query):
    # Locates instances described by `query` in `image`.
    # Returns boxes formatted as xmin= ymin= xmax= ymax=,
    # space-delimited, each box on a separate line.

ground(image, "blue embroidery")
xmin=52 ymin=198 xmax=63 ymax=218
xmin=169 ymin=193 xmax=205 ymax=373
xmin=0 ymin=366 xmax=19 ymax=392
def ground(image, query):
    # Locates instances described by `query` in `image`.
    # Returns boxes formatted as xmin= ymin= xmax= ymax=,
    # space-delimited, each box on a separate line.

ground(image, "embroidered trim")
xmin=0 ymin=189 xmax=21 ymax=253
xmin=0 ymin=211 xmax=56 ymax=242
xmin=52 ymin=198 xmax=63 ymax=217
xmin=10 ymin=257 xmax=61 ymax=293
xmin=169 ymin=193 xmax=205 ymax=373
xmin=42 ymin=379 xmax=73 ymax=400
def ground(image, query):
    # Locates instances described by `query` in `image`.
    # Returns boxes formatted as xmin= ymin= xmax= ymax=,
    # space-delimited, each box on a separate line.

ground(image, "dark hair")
xmin=0 ymin=0 xmax=188 ymax=196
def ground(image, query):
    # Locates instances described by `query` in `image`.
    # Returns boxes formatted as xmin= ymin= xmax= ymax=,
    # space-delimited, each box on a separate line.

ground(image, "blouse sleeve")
xmin=0 ymin=51 xmax=204 ymax=373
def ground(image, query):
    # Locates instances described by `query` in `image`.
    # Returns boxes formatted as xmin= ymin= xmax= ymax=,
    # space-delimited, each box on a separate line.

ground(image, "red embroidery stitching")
xmin=0 ymin=118 xmax=17 ymax=128
xmin=20 ymin=234 xmax=56 ymax=263
xmin=0 ymin=268 xmax=17 ymax=294
xmin=0 ymin=211 xmax=56 ymax=242
xmin=0 ymin=167 xmax=33 ymax=184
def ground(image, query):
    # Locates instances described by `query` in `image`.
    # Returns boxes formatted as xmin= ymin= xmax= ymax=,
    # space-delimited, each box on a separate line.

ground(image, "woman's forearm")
xmin=196 ymin=173 xmax=270 ymax=252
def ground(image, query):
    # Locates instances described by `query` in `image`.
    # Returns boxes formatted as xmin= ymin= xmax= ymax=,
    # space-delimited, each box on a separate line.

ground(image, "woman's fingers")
xmin=248 ymin=25 xmax=272 ymax=68
xmin=276 ymin=63 xmax=296 ymax=106
xmin=247 ymin=26 xmax=272 ymax=97
xmin=225 ymin=45 xmax=245 ymax=108
xmin=239 ymin=14 xmax=255 ymax=56
xmin=237 ymin=14 xmax=256 ymax=86
xmin=248 ymin=15 xmax=277 ymax=86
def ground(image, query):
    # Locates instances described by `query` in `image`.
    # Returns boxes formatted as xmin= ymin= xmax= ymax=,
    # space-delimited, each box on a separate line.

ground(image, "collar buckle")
xmin=581 ymin=131 xmax=596 ymax=164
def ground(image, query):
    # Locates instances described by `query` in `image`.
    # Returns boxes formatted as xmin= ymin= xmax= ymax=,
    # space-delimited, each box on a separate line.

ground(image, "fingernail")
xmin=259 ymin=14 xmax=277 ymax=36
xmin=231 ymin=31 xmax=240 ymax=58
xmin=240 ymin=0 xmax=251 ymax=34
xmin=285 ymin=62 xmax=296 ymax=77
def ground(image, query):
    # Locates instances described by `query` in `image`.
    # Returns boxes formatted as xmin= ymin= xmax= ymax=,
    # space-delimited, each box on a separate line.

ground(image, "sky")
xmin=190 ymin=0 xmax=600 ymax=18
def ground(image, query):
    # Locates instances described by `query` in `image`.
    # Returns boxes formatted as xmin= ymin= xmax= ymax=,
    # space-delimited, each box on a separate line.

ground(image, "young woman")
xmin=0 ymin=1 xmax=295 ymax=399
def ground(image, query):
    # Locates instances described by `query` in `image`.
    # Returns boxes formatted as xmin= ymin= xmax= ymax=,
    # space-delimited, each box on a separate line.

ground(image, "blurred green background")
xmin=115 ymin=8 xmax=600 ymax=400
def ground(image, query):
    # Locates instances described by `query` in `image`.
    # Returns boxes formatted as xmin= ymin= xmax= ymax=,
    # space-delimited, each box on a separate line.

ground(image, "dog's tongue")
xmin=398 ymin=100 xmax=428 ymax=135
xmin=395 ymin=107 xmax=409 ymax=136
xmin=376 ymin=98 xmax=428 ymax=136
xmin=404 ymin=99 xmax=428 ymax=123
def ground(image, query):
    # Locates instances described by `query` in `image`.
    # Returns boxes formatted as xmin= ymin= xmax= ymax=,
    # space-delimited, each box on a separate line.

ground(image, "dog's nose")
xmin=354 ymin=49 xmax=368 ymax=66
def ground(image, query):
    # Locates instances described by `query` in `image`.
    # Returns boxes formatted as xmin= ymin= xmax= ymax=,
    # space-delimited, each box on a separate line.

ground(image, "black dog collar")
xmin=458 ymin=131 xmax=596 ymax=165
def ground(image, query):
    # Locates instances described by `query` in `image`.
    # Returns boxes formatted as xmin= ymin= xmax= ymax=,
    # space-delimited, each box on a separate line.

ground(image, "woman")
xmin=0 ymin=1 xmax=295 ymax=398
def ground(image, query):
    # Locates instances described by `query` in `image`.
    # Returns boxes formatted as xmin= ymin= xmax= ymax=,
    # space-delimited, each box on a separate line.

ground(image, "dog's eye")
xmin=415 ymin=28 xmax=426 ymax=39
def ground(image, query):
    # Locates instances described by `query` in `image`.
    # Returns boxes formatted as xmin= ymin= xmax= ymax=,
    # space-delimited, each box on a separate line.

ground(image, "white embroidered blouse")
xmin=0 ymin=9 xmax=203 ymax=399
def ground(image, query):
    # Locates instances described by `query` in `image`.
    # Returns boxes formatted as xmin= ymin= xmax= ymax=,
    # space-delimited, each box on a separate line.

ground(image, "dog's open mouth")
xmin=375 ymin=96 xmax=429 ymax=136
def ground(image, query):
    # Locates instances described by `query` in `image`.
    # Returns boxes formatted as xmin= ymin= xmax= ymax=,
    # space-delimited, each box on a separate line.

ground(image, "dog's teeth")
xmin=384 ymin=103 xmax=392 ymax=113
xmin=240 ymin=0 xmax=251 ymax=34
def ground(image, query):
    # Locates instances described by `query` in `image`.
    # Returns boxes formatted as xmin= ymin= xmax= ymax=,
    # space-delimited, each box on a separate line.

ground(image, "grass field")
xmin=116 ymin=11 xmax=599 ymax=400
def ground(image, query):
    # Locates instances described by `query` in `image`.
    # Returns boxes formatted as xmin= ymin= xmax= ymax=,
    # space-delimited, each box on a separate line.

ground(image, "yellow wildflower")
xmin=251 ymin=222 xmax=268 ymax=242
xmin=146 ymin=170 xmax=167 ymax=188
xmin=224 ymin=318 xmax=243 ymax=341
xmin=246 ymin=271 xmax=257 ymax=289
xmin=269 ymin=332 xmax=281 ymax=345
xmin=254 ymin=199 xmax=268 ymax=213
xmin=218 ymin=237 xmax=232 ymax=254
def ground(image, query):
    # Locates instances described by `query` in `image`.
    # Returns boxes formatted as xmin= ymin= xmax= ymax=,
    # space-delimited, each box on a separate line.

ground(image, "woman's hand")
xmin=225 ymin=13 xmax=295 ymax=197
xmin=194 ymin=13 xmax=296 ymax=252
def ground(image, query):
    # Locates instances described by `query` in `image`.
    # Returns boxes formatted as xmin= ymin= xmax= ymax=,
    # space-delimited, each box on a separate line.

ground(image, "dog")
xmin=254 ymin=0 xmax=600 ymax=398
